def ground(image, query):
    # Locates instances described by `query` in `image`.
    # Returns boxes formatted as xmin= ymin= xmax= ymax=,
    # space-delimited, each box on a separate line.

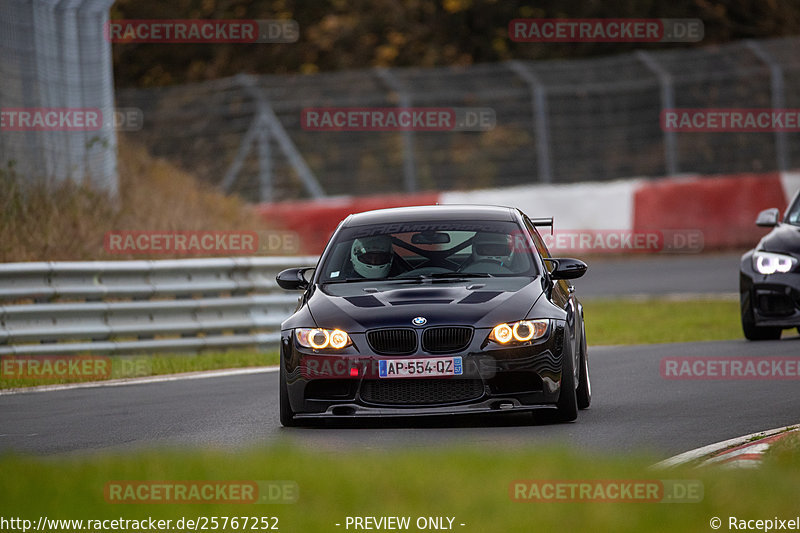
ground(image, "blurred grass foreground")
xmin=2 ymin=443 xmax=800 ymax=532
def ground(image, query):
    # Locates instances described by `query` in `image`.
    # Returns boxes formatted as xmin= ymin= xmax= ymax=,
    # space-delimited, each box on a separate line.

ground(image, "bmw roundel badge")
xmin=412 ymin=316 xmax=427 ymax=326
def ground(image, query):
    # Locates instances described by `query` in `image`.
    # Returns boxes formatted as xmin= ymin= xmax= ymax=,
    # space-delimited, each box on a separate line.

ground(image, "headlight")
xmin=489 ymin=320 xmax=548 ymax=344
xmin=296 ymin=328 xmax=352 ymax=349
xmin=754 ymin=251 xmax=798 ymax=275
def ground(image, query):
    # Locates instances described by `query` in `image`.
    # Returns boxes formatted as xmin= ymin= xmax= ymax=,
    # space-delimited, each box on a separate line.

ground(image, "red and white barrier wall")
xmin=257 ymin=172 xmax=800 ymax=255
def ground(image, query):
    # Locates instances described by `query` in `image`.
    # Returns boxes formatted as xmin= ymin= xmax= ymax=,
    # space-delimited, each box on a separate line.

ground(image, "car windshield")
xmin=318 ymin=220 xmax=539 ymax=283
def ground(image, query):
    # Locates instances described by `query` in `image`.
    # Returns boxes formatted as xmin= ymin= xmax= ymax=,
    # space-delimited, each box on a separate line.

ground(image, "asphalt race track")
xmin=2 ymin=338 xmax=800 ymax=457
xmin=2 ymin=252 xmax=797 ymax=458
xmin=574 ymin=252 xmax=741 ymax=298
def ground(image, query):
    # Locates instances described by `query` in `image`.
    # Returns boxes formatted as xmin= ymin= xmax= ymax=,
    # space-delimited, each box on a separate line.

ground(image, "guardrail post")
xmin=508 ymin=61 xmax=552 ymax=184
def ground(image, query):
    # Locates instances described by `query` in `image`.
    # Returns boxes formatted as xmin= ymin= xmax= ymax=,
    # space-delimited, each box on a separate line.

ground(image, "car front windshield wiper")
xmin=322 ymin=272 xmax=493 ymax=284
xmin=322 ymin=278 xmax=381 ymax=284
xmin=323 ymin=276 xmax=427 ymax=284
xmin=392 ymin=272 xmax=492 ymax=280
xmin=429 ymin=272 xmax=492 ymax=278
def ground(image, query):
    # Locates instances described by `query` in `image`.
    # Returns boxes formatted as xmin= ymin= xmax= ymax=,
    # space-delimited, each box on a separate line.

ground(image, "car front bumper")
xmin=741 ymin=266 xmax=800 ymax=328
xmin=281 ymin=322 xmax=569 ymax=418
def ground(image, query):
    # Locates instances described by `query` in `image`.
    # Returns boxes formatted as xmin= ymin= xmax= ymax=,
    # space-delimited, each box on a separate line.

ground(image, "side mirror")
xmin=276 ymin=267 xmax=314 ymax=290
xmin=545 ymin=258 xmax=587 ymax=280
xmin=755 ymin=208 xmax=780 ymax=227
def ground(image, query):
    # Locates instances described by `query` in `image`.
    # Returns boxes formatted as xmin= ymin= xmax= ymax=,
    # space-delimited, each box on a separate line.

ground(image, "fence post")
xmin=244 ymin=79 xmax=275 ymax=202
xmin=223 ymin=74 xmax=325 ymax=200
xmin=375 ymin=68 xmax=418 ymax=193
xmin=261 ymin=100 xmax=325 ymax=199
xmin=745 ymin=40 xmax=789 ymax=172
xmin=256 ymin=121 xmax=273 ymax=202
xmin=636 ymin=51 xmax=678 ymax=177
xmin=507 ymin=61 xmax=552 ymax=184
xmin=221 ymin=116 xmax=260 ymax=193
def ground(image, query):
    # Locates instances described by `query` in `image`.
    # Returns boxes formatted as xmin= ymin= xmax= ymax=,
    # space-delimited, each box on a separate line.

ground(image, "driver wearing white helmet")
xmin=461 ymin=232 xmax=514 ymax=273
xmin=350 ymin=235 xmax=394 ymax=279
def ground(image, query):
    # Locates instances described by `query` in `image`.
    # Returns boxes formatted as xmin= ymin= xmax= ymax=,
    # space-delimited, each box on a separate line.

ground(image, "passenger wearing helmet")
xmin=350 ymin=235 xmax=394 ymax=279
xmin=461 ymin=232 xmax=514 ymax=274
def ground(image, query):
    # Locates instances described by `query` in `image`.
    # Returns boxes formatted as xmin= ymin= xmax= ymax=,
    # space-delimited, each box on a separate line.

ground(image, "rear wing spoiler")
xmin=530 ymin=217 xmax=554 ymax=235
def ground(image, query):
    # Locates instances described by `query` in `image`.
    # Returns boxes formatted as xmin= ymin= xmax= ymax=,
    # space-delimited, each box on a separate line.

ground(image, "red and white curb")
xmin=654 ymin=424 xmax=800 ymax=469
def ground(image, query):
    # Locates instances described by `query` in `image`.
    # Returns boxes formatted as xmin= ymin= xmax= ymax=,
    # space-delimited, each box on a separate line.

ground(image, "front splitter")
xmin=294 ymin=397 xmax=557 ymax=419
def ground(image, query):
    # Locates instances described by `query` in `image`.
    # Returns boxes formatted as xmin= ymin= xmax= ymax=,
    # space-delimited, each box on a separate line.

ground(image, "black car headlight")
xmin=295 ymin=328 xmax=352 ymax=349
xmin=489 ymin=320 xmax=548 ymax=345
xmin=753 ymin=251 xmax=798 ymax=275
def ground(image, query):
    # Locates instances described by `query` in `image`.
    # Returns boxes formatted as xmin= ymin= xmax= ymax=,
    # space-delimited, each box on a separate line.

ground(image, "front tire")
xmin=554 ymin=342 xmax=578 ymax=422
xmin=576 ymin=321 xmax=591 ymax=410
xmin=279 ymin=366 xmax=297 ymax=427
xmin=741 ymin=298 xmax=781 ymax=341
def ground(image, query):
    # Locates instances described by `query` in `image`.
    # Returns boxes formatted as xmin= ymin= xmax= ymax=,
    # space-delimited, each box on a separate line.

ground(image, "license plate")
xmin=379 ymin=357 xmax=463 ymax=378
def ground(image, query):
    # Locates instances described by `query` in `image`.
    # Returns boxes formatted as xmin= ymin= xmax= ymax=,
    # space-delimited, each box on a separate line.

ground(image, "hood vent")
xmin=344 ymin=295 xmax=385 ymax=308
xmin=458 ymin=291 xmax=502 ymax=304
xmin=390 ymin=299 xmax=452 ymax=305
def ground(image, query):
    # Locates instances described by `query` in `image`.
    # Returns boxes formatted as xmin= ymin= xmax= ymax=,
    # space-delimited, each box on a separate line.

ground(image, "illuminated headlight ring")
xmin=296 ymin=328 xmax=352 ymax=349
xmin=489 ymin=320 xmax=548 ymax=345
xmin=754 ymin=251 xmax=798 ymax=275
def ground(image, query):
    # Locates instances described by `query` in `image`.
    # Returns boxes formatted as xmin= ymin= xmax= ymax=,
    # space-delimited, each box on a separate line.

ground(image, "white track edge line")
xmin=0 ymin=366 xmax=280 ymax=396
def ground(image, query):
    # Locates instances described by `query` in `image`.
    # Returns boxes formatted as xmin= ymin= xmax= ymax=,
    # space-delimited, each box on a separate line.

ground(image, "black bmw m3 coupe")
xmin=740 ymin=190 xmax=800 ymax=340
xmin=276 ymin=205 xmax=590 ymax=425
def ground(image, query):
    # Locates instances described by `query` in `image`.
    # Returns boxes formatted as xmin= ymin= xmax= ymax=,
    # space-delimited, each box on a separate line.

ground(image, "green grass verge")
xmin=584 ymin=298 xmax=742 ymax=345
xmin=1 ymin=444 xmax=799 ymax=532
xmin=0 ymin=349 xmax=279 ymax=390
xmin=764 ymin=431 xmax=800 ymax=463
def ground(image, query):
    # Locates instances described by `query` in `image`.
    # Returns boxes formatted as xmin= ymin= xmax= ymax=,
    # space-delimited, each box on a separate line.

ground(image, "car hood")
xmin=305 ymin=277 xmax=545 ymax=331
xmin=759 ymin=223 xmax=800 ymax=255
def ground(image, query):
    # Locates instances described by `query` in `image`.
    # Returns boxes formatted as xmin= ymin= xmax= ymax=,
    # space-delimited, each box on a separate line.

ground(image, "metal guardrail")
xmin=0 ymin=257 xmax=318 ymax=355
